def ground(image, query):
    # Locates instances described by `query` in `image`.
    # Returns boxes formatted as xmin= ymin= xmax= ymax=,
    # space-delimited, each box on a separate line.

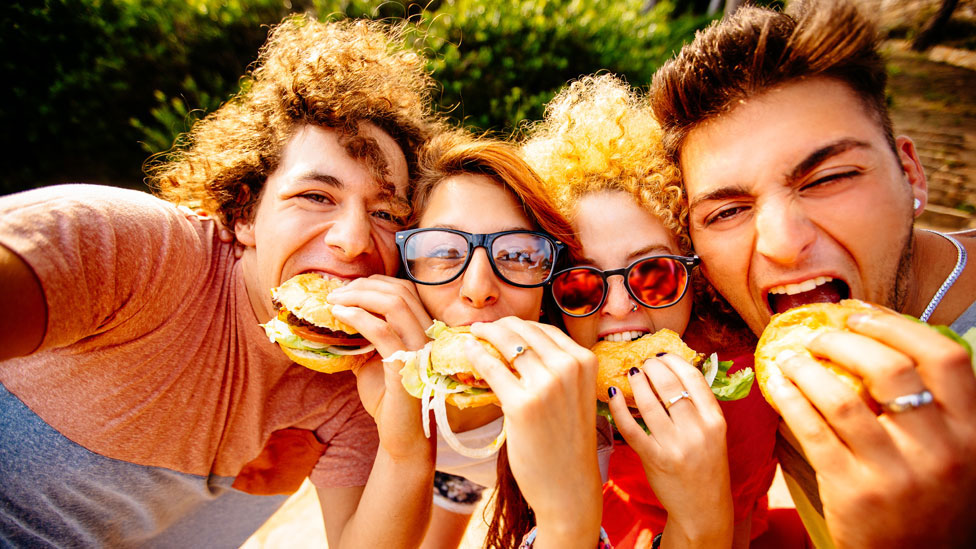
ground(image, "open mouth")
xmin=767 ymin=276 xmax=850 ymax=315
xmin=600 ymin=330 xmax=649 ymax=343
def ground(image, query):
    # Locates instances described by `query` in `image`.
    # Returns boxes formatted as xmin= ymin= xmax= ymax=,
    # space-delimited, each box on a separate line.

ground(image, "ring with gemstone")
xmin=881 ymin=389 xmax=934 ymax=413
xmin=664 ymin=391 xmax=691 ymax=411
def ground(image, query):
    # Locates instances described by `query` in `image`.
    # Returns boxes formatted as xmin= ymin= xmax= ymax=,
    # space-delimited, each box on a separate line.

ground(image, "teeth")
xmin=769 ymin=276 xmax=833 ymax=296
xmin=602 ymin=330 xmax=647 ymax=343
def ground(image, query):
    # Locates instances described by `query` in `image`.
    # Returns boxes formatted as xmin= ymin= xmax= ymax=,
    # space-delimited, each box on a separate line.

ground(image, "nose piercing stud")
xmin=914 ymin=198 xmax=921 ymax=210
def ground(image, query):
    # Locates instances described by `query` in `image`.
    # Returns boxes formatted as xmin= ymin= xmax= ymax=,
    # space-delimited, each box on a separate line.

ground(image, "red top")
xmin=601 ymin=349 xmax=780 ymax=547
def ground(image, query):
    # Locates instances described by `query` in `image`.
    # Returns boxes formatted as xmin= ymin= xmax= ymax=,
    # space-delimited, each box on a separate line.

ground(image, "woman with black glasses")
xmin=502 ymin=74 xmax=784 ymax=549
xmin=370 ymin=128 xmax=612 ymax=549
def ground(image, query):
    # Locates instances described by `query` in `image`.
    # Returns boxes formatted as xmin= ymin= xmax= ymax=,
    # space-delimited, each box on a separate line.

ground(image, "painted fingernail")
xmin=628 ymin=366 xmax=640 ymax=376
xmin=655 ymin=352 xmax=667 ymax=357
xmin=608 ymin=386 xmax=618 ymax=398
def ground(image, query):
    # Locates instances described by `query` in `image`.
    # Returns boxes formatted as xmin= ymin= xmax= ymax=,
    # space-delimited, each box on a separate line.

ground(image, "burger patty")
xmin=281 ymin=308 xmax=351 ymax=337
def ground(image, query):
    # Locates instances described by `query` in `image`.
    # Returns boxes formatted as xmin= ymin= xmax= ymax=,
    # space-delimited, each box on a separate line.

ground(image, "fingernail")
xmin=608 ymin=386 xmax=618 ymax=398
xmin=330 ymin=304 xmax=350 ymax=316
xmin=628 ymin=366 xmax=640 ymax=376
xmin=655 ymin=352 xmax=666 ymax=357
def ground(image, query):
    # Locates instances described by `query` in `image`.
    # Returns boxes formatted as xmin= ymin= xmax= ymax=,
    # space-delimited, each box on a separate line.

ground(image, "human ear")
xmin=235 ymin=218 xmax=256 ymax=247
xmin=895 ymin=136 xmax=928 ymax=215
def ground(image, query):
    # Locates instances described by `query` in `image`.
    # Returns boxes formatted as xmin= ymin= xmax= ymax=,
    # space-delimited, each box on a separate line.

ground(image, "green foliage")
xmin=2 ymin=0 xmax=712 ymax=195
xmin=415 ymin=0 xmax=713 ymax=133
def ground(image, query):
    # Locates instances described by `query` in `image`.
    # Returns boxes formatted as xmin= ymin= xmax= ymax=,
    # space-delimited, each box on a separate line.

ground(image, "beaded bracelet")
xmin=518 ymin=526 xmax=613 ymax=548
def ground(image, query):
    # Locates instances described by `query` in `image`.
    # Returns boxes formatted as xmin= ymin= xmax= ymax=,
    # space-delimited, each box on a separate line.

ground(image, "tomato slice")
xmin=453 ymin=372 xmax=490 ymax=389
xmin=291 ymin=325 xmax=369 ymax=347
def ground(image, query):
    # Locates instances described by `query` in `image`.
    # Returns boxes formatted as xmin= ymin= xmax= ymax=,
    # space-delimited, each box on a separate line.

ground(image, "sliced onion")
xmin=325 ymin=343 xmax=375 ymax=355
xmin=431 ymin=393 xmax=506 ymax=459
xmin=703 ymin=352 xmax=719 ymax=387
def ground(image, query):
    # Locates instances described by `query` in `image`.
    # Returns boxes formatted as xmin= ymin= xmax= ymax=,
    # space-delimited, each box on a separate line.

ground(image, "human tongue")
xmin=769 ymin=280 xmax=847 ymax=315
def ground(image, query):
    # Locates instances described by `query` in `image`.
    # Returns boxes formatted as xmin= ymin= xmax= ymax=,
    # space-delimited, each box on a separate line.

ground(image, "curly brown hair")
xmin=148 ymin=15 xmax=440 ymax=227
xmin=521 ymin=73 xmax=689 ymax=255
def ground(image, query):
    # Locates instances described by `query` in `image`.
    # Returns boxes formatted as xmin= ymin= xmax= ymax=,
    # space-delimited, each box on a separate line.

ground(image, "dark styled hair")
xmin=651 ymin=0 xmax=894 ymax=166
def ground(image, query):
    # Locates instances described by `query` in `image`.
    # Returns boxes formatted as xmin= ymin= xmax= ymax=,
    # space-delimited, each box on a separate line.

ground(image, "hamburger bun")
xmin=399 ymin=324 xmax=514 ymax=409
xmin=592 ymin=329 xmax=702 ymax=407
xmin=264 ymin=274 xmax=375 ymax=373
xmin=754 ymin=299 xmax=876 ymax=412
xmin=279 ymin=344 xmax=372 ymax=374
xmin=271 ymin=274 xmax=359 ymax=334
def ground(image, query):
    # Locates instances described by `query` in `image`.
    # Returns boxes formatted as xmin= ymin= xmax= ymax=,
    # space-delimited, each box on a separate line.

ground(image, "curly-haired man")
xmin=652 ymin=1 xmax=976 ymax=546
xmin=0 ymin=15 xmax=442 ymax=547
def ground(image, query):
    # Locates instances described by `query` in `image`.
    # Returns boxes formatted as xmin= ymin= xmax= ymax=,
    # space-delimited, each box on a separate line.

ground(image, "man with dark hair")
xmin=652 ymin=1 xmax=976 ymax=546
xmin=0 ymin=15 xmax=442 ymax=547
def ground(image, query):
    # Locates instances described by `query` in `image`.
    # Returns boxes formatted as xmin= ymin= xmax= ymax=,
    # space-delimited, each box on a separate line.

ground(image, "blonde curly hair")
xmin=148 ymin=15 xmax=440 ymax=226
xmin=520 ymin=73 xmax=689 ymax=256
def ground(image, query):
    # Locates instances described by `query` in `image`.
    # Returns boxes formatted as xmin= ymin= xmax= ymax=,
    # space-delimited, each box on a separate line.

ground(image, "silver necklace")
xmin=919 ymin=230 xmax=967 ymax=322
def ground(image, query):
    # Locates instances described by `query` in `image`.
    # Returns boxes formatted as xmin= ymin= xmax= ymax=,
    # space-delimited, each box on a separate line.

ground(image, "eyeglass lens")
xmin=552 ymin=257 xmax=689 ymax=316
xmin=404 ymin=230 xmax=556 ymax=286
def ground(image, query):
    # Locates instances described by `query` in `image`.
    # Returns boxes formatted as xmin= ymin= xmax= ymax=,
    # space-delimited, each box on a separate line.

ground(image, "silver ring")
xmin=881 ymin=389 xmax=934 ymax=413
xmin=511 ymin=344 xmax=527 ymax=361
xmin=664 ymin=391 xmax=691 ymax=411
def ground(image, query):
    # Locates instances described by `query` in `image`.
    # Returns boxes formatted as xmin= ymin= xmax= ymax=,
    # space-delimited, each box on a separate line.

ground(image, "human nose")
xmin=754 ymin=199 xmax=816 ymax=265
xmin=459 ymin=248 xmax=499 ymax=308
xmin=322 ymin=203 xmax=372 ymax=260
xmin=601 ymin=275 xmax=634 ymax=318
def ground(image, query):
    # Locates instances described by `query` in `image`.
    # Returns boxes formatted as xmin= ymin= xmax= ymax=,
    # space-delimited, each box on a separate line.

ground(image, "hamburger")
xmin=592 ymin=329 xmax=754 ymax=427
xmin=262 ymin=273 xmax=375 ymax=373
xmin=754 ymin=299 xmax=974 ymax=413
xmin=393 ymin=320 xmax=512 ymax=458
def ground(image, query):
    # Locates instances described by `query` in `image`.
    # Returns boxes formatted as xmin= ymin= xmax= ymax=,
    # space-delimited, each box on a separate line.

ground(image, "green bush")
xmin=1 ymin=0 xmax=711 ymax=195
xmin=416 ymin=0 xmax=712 ymax=134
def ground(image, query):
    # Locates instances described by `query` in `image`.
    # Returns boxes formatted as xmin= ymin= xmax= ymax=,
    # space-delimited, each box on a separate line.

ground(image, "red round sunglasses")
xmin=550 ymin=255 xmax=700 ymax=317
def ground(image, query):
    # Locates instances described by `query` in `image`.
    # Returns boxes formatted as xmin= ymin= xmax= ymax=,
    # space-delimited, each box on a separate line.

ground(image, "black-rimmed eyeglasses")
xmin=396 ymin=228 xmax=565 ymax=288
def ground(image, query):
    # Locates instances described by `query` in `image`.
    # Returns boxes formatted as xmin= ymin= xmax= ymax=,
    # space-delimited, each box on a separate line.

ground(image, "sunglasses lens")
xmin=628 ymin=257 xmax=688 ymax=307
xmin=552 ymin=269 xmax=605 ymax=316
xmin=403 ymin=231 xmax=469 ymax=284
xmin=491 ymin=233 xmax=557 ymax=286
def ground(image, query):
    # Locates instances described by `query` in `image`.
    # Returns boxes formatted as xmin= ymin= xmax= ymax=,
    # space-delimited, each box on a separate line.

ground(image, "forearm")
xmin=335 ymin=446 xmax=435 ymax=548
xmin=531 ymin=482 xmax=603 ymax=549
xmin=660 ymin=504 xmax=733 ymax=549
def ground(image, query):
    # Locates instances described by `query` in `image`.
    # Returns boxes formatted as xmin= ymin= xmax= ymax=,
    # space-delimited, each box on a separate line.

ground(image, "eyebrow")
xmin=430 ymin=224 xmax=533 ymax=233
xmin=296 ymin=171 xmax=343 ymax=188
xmin=577 ymin=244 xmax=674 ymax=266
xmin=688 ymin=138 xmax=872 ymax=211
xmin=786 ymin=138 xmax=870 ymax=183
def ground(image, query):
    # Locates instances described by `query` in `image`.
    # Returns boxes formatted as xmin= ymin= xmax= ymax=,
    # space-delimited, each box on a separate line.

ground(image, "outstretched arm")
xmin=0 ymin=244 xmax=46 ymax=360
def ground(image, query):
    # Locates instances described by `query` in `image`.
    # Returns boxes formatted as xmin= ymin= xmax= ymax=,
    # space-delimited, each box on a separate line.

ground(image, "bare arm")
xmin=0 ymin=243 xmax=46 ymax=360
xmin=320 ymin=275 xmax=438 ymax=548
xmin=317 ymin=443 xmax=435 ymax=548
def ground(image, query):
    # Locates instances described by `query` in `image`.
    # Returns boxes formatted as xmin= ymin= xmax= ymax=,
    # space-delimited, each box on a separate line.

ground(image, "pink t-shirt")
xmin=0 ymin=184 xmax=378 ymax=490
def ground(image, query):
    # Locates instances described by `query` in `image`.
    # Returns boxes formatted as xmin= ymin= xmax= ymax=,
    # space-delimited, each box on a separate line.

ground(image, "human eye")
xmin=298 ymin=192 xmax=335 ymax=205
xmin=800 ymin=169 xmax=860 ymax=194
xmin=702 ymin=203 xmax=750 ymax=227
xmin=429 ymin=244 xmax=465 ymax=260
xmin=371 ymin=209 xmax=406 ymax=226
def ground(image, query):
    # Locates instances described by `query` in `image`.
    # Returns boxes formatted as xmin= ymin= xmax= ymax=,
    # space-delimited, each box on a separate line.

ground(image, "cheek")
xmin=562 ymin=316 xmax=597 ymax=348
xmin=507 ymin=288 xmax=543 ymax=320
xmin=416 ymin=285 xmax=455 ymax=320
